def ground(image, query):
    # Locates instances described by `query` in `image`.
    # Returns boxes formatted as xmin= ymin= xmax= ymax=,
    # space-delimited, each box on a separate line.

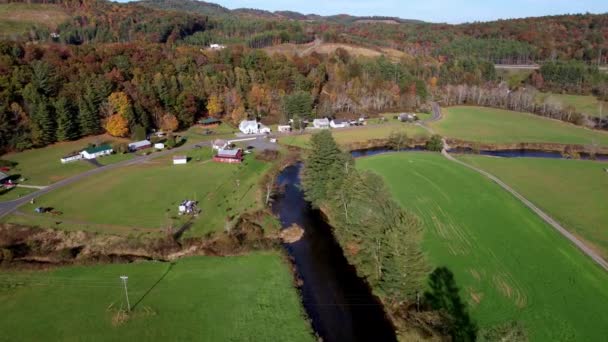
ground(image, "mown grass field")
xmin=457 ymin=155 xmax=608 ymax=258
xmin=2 ymin=147 xmax=269 ymax=237
xmin=358 ymin=152 xmax=608 ymax=341
xmin=281 ymin=124 xmax=429 ymax=149
xmin=0 ymin=3 xmax=70 ymax=37
xmin=430 ymin=106 xmax=608 ymax=145
xmin=0 ymin=253 xmax=313 ymax=341
xmin=537 ymin=92 xmax=607 ymax=117
xmin=0 ymin=186 xmax=36 ymax=202
xmin=0 ymin=135 xmax=129 ymax=186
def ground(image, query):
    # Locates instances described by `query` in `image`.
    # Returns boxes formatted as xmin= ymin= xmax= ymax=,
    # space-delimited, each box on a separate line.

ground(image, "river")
xmin=272 ymin=164 xmax=397 ymax=342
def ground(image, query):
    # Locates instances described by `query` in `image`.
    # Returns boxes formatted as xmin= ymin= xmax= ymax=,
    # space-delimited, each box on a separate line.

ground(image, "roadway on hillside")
xmin=495 ymin=64 xmax=608 ymax=72
xmin=0 ymin=142 xmax=208 ymax=220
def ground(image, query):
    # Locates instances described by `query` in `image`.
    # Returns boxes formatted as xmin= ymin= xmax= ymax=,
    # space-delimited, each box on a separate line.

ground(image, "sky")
xmin=136 ymin=0 xmax=608 ymax=24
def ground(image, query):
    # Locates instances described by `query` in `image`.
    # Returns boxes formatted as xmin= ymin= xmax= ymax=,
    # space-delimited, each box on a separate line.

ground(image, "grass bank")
xmin=358 ymin=152 xmax=608 ymax=340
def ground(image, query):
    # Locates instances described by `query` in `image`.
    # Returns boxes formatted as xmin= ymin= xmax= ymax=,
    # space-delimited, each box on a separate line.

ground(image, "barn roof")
xmin=217 ymin=149 xmax=242 ymax=158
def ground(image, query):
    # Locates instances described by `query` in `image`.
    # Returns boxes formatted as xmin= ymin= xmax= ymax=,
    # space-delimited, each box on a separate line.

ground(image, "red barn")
xmin=213 ymin=149 xmax=243 ymax=164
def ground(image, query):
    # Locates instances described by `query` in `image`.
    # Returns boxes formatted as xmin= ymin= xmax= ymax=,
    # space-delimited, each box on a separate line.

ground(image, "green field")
xmin=0 ymin=3 xmax=70 ymax=37
xmin=430 ymin=106 xmax=608 ymax=145
xmin=281 ymin=123 xmax=429 ymax=149
xmin=537 ymin=92 xmax=607 ymax=117
xmin=0 ymin=135 xmax=129 ymax=186
xmin=2 ymin=147 xmax=269 ymax=237
xmin=358 ymin=152 xmax=608 ymax=341
xmin=0 ymin=186 xmax=36 ymax=202
xmin=457 ymin=155 xmax=608 ymax=258
xmin=0 ymin=253 xmax=313 ymax=341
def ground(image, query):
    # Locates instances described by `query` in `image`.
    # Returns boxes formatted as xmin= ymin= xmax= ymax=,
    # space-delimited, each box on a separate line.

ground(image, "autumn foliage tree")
xmin=105 ymin=114 xmax=129 ymax=137
xmin=160 ymin=113 xmax=179 ymax=132
xmin=206 ymin=94 xmax=223 ymax=117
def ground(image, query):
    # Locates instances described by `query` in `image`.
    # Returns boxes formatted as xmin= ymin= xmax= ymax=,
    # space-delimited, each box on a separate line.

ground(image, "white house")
xmin=210 ymin=43 xmax=226 ymax=50
xmin=330 ymin=119 xmax=349 ymax=128
xmin=239 ymin=120 xmax=271 ymax=134
xmin=80 ymin=145 xmax=113 ymax=160
xmin=212 ymin=139 xmax=229 ymax=151
xmin=312 ymin=118 xmax=330 ymax=129
xmin=60 ymin=153 xmax=82 ymax=164
xmin=277 ymin=125 xmax=291 ymax=133
xmin=128 ymin=140 xmax=152 ymax=152
xmin=173 ymin=155 xmax=188 ymax=165
xmin=154 ymin=143 xmax=165 ymax=150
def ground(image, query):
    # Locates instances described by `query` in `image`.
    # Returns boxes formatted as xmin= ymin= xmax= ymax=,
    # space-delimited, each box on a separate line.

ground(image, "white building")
xmin=330 ymin=119 xmax=349 ymax=129
xmin=210 ymin=43 xmax=226 ymax=50
xmin=173 ymin=155 xmax=188 ymax=165
xmin=154 ymin=143 xmax=165 ymax=150
xmin=277 ymin=125 xmax=292 ymax=133
xmin=128 ymin=140 xmax=152 ymax=152
xmin=239 ymin=120 xmax=271 ymax=134
xmin=80 ymin=145 xmax=113 ymax=160
xmin=312 ymin=118 xmax=330 ymax=129
xmin=60 ymin=153 xmax=82 ymax=164
xmin=212 ymin=139 xmax=229 ymax=151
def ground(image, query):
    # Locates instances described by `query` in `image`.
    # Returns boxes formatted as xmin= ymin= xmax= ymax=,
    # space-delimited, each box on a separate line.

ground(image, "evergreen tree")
xmin=55 ymin=97 xmax=79 ymax=141
xmin=31 ymin=100 xmax=55 ymax=146
xmin=78 ymin=85 xmax=102 ymax=136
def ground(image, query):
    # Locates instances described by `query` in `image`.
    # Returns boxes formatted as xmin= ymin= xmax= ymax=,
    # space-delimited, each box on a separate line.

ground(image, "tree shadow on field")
xmin=132 ymin=262 xmax=175 ymax=310
xmin=424 ymin=267 xmax=478 ymax=342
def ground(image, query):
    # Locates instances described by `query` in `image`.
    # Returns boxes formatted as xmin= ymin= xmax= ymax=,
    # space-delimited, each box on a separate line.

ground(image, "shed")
xmin=199 ymin=118 xmax=222 ymax=126
xmin=278 ymin=125 xmax=292 ymax=133
xmin=173 ymin=155 xmax=188 ymax=165
xmin=80 ymin=145 xmax=113 ymax=159
xmin=60 ymin=152 xmax=82 ymax=164
xmin=128 ymin=140 xmax=152 ymax=152
xmin=154 ymin=143 xmax=165 ymax=150
xmin=312 ymin=118 xmax=330 ymax=129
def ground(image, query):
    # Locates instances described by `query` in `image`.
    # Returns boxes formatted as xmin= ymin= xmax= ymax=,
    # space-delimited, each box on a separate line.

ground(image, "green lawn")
xmin=537 ymin=92 xmax=607 ymax=117
xmin=0 ymin=186 xmax=36 ymax=202
xmin=0 ymin=253 xmax=313 ymax=341
xmin=430 ymin=106 xmax=608 ymax=145
xmin=0 ymin=135 xmax=129 ymax=185
xmin=281 ymin=124 xmax=429 ymax=149
xmin=0 ymin=3 xmax=70 ymax=37
xmin=358 ymin=152 xmax=608 ymax=341
xmin=457 ymin=155 xmax=608 ymax=258
xmin=3 ymin=147 xmax=270 ymax=237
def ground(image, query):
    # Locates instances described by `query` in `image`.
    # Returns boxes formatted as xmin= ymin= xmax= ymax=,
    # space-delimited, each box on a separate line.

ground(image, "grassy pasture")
xmin=0 ymin=253 xmax=313 ymax=341
xmin=3 ymin=147 xmax=269 ymax=237
xmin=457 ymin=155 xmax=608 ymax=258
xmin=0 ymin=186 xmax=35 ymax=202
xmin=0 ymin=3 xmax=70 ymax=36
xmin=537 ymin=92 xmax=607 ymax=117
xmin=430 ymin=106 xmax=608 ymax=145
xmin=0 ymin=135 xmax=130 ymax=186
xmin=358 ymin=152 xmax=608 ymax=341
xmin=281 ymin=123 xmax=429 ymax=149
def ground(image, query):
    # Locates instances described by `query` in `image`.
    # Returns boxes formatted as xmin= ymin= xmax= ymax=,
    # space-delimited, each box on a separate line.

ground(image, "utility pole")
xmin=120 ymin=276 xmax=130 ymax=312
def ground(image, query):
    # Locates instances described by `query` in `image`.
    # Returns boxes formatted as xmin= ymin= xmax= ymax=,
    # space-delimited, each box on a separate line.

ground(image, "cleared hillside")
xmin=0 ymin=3 xmax=70 ymax=37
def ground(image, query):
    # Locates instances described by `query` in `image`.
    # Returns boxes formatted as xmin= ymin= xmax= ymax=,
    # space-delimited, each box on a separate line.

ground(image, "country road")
xmin=495 ymin=64 xmax=608 ymax=72
xmin=0 ymin=141 xmax=209 ymax=220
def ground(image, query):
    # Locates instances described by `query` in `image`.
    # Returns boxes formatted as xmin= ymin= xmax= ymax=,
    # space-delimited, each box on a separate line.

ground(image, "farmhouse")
xmin=212 ymin=139 xmax=229 ymax=151
xmin=214 ymin=149 xmax=243 ymax=164
xmin=278 ymin=125 xmax=292 ymax=133
xmin=173 ymin=155 xmax=188 ymax=165
xmin=239 ymin=120 xmax=271 ymax=134
xmin=128 ymin=140 xmax=152 ymax=152
xmin=330 ymin=119 xmax=349 ymax=128
xmin=60 ymin=152 xmax=82 ymax=164
xmin=80 ymin=145 xmax=113 ymax=159
xmin=199 ymin=118 xmax=222 ymax=126
xmin=312 ymin=118 xmax=330 ymax=129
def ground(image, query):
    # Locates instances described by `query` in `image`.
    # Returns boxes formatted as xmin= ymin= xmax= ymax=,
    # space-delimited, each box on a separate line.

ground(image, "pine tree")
xmin=31 ymin=100 xmax=56 ymax=146
xmin=78 ymin=85 xmax=101 ymax=136
xmin=55 ymin=97 xmax=79 ymax=141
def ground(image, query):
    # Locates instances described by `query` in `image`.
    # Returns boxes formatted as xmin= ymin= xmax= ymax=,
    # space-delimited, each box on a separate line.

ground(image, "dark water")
xmin=272 ymin=164 xmax=397 ymax=342
xmin=351 ymin=147 xmax=608 ymax=161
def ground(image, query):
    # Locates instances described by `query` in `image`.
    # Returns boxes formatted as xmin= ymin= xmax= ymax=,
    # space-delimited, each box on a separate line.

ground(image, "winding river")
xmin=272 ymin=164 xmax=397 ymax=342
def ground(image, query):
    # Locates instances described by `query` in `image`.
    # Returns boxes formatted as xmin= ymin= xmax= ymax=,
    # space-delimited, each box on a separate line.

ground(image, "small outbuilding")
xmin=80 ymin=145 xmax=113 ymax=160
xmin=198 ymin=118 xmax=222 ymax=126
xmin=173 ymin=155 xmax=188 ymax=165
xmin=277 ymin=125 xmax=292 ymax=133
xmin=330 ymin=119 xmax=349 ymax=129
xmin=214 ymin=149 xmax=243 ymax=164
xmin=312 ymin=118 xmax=330 ymax=129
xmin=212 ymin=139 xmax=229 ymax=151
xmin=60 ymin=152 xmax=83 ymax=164
xmin=154 ymin=143 xmax=165 ymax=150
xmin=398 ymin=113 xmax=417 ymax=122
xmin=128 ymin=140 xmax=152 ymax=152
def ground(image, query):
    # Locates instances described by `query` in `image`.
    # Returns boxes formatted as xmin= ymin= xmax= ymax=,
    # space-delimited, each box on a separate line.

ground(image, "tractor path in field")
xmin=0 ymin=141 xmax=210 ymax=220
xmin=440 ymin=138 xmax=608 ymax=272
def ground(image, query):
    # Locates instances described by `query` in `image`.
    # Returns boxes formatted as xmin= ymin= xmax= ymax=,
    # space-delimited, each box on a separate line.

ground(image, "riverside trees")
xmin=301 ymin=130 xmax=427 ymax=302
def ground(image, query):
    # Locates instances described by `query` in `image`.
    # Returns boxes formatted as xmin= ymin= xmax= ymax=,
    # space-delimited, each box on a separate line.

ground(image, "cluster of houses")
xmin=237 ymin=117 xmax=365 ymax=135
xmin=60 ymin=139 xmax=166 ymax=164
xmin=310 ymin=117 xmax=365 ymax=129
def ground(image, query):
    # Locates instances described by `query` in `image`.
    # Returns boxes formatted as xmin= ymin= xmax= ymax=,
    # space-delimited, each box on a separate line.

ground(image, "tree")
xmin=230 ymin=105 xmax=246 ymax=124
xmin=206 ymin=94 xmax=223 ymax=117
xmin=54 ymin=97 xmax=79 ymax=141
xmin=107 ymin=91 xmax=133 ymax=124
xmin=160 ymin=113 xmax=179 ymax=132
xmin=105 ymin=114 xmax=129 ymax=137
xmin=131 ymin=124 xmax=146 ymax=141
xmin=387 ymin=130 xmax=410 ymax=150
xmin=426 ymin=135 xmax=444 ymax=152
xmin=283 ymin=91 xmax=313 ymax=120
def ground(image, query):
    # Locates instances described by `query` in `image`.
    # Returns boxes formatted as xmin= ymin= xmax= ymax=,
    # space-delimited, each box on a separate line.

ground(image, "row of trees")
xmin=301 ymin=130 xmax=428 ymax=302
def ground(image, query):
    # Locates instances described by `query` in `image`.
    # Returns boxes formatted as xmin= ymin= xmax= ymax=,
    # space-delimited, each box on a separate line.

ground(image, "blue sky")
xmin=122 ymin=0 xmax=608 ymax=24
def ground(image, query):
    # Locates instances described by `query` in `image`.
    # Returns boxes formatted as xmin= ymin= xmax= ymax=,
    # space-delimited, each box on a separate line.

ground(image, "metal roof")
xmin=217 ymin=149 xmax=241 ymax=158
xmin=83 ymin=144 xmax=112 ymax=154
xmin=128 ymin=140 xmax=151 ymax=148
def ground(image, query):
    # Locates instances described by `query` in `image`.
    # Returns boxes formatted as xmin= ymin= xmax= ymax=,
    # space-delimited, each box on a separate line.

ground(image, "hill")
xmin=0 ymin=2 xmax=70 ymax=38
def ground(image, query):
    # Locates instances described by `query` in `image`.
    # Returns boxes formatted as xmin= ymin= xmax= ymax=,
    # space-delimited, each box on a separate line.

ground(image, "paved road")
xmin=440 ymin=141 xmax=608 ymax=272
xmin=0 ymin=142 xmax=207 ymax=220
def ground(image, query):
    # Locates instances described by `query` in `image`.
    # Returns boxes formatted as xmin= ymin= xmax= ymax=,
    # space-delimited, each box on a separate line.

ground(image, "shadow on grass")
xmin=424 ymin=267 xmax=478 ymax=342
xmin=132 ymin=262 xmax=175 ymax=310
